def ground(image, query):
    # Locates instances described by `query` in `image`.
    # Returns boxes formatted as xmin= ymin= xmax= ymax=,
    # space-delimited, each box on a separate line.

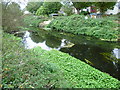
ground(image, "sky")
xmin=5 ymin=0 xmax=29 ymax=10
xmin=16 ymin=0 xmax=28 ymax=10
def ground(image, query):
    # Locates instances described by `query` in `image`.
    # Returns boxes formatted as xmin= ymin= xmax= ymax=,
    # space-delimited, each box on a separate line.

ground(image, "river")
xmin=16 ymin=28 xmax=120 ymax=80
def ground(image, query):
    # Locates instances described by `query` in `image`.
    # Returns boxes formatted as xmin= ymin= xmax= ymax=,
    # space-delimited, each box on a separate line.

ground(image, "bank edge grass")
xmin=47 ymin=15 xmax=119 ymax=41
xmin=2 ymin=33 xmax=120 ymax=88
xmin=2 ymin=33 xmax=69 ymax=88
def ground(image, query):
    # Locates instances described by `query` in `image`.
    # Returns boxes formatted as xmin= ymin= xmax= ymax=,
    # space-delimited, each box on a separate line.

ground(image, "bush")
xmin=47 ymin=15 xmax=119 ymax=41
xmin=23 ymin=15 xmax=48 ymax=27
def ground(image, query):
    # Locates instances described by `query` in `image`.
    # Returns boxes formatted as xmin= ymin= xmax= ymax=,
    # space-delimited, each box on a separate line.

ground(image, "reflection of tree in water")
xmin=45 ymin=35 xmax=61 ymax=48
xmin=31 ymin=33 xmax=45 ymax=43
xmin=31 ymin=31 xmax=62 ymax=48
xmin=30 ymin=31 xmax=48 ymax=43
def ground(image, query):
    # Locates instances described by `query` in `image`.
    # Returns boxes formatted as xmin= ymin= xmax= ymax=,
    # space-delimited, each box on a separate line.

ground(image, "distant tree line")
xmin=26 ymin=1 xmax=116 ymax=16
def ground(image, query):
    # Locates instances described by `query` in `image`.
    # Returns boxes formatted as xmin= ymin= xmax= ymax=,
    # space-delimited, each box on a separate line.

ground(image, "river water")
xmin=18 ymin=28 xmax=120 ymax=80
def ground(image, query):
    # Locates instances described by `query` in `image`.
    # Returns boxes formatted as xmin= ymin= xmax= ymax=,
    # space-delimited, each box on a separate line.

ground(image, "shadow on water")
xmin=18 ymin=28 xmax=120 ymax=80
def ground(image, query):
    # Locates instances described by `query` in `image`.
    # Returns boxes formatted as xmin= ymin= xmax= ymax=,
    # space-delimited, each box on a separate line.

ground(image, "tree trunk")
xmin=76 ymin=8 xmax=80 ymax=14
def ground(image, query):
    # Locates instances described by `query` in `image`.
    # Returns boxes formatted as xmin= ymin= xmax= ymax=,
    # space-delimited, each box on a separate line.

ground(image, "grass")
xmin=2 ymin=32 xmax=120 ymax=88
xmin=47 ymin=15 xmax=119 ymax=41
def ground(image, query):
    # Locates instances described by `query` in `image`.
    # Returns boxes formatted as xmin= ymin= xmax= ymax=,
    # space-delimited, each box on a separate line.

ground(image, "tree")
xmin=60 ymin=5 xmax=74 ymax=16
xmin=72 ymin=2 xmax=92 ymax=14
xmin=2 ymin=2 xmax=23 ymax=33
xmin=60 ymin=0 xmax=75 ymax=16
xmin=93 ymin=2 xmax=116 ymax=14
xmin=36 ymin=6 xmax=47 ymax=15
xmin=26 ymin=2 xmax=43 ymax=14
xmin=36 ymin=2 xmax=62 ymax=16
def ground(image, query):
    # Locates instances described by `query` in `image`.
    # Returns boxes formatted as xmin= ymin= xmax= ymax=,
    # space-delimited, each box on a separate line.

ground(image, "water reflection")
xmin=22 ymin=31 xmax=51 ymax=50
xmin=22 ymin=31 xmax=72 ymax=50
xmin=113 ymin=48 xmax=120 ymax=59
xmin=45 ymin=35 xmax=61 ymax=48
xmin=23 ymin=31 xmax=38 ymax=49
xmin=112 ymin=48 xmax=120 ymax=72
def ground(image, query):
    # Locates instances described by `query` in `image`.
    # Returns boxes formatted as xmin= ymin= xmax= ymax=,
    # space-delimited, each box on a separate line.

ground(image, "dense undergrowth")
xmin=2 ymin=15 xmax=49 ymax=33
xmin=23 ymin=15 xmax=49 ymax=27
xmin=47 ymin=15 xmax=119 ymax=41
xmin=2 ymin=32 xmax=120 ymax=88
xmin=16 ymin=15 xmax=50 ymax=32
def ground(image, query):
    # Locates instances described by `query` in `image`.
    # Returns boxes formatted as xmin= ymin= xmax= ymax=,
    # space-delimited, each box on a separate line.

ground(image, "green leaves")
xmin=2 ymin=33 xmax=120 ymax=88
xmin=2 ymin=33 xmax=68 ymax=88
xmin=23 ymin=15 xmax=48 ymax=28
xmin=36 ymin=2 xmax=62 ymax=16
xmin=26 ymin=2 xmax=43 ymax=14
xmin=93 ymin=2 xmax=116 ymax=14
xmin=47 ymin=15 xmax=118 ymax=41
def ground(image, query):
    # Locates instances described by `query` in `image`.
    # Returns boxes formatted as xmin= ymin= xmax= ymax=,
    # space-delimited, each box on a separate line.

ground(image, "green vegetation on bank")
xmin=2 ymin=33 xmax=120 ymax=88
xmin=47 ymin=15 xmax=119 ymax=41
xmin=2 ymin=33 xmax=68 ymax=88
xmin=23 ymin=15 xmax=49 ymax=27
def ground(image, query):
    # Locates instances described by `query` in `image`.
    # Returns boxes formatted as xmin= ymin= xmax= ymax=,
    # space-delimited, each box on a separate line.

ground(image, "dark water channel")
xmin=20 ymin=29 xmax=120 ymax=80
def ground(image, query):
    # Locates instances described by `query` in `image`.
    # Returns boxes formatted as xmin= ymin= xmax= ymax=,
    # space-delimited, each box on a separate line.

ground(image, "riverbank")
xmin=47 ymin=15 xmax=119 ymax=41
xmin=23 ymin=15 xmax=50 ymax=28
xmin=2 ymin=32 xmax=120 ymax=88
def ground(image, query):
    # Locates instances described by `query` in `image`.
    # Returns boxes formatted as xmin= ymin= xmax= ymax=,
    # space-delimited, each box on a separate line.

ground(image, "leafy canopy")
xmin=36 ymin=2 xmax=62 ymax=16
xmin=93 ymin=2 xmax=116 ymax=13
xmin=72 ymin=2 xmax=92 ymax=10
xmin=26 ymin=2 xmax=43 ymax=14
xmin=70 ymin=1 xmax=116 ymax=14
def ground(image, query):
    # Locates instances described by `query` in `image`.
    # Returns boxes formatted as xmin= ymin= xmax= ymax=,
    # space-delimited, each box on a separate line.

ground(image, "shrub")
xmin=23 ymin=15 xmax=48 ymax=27
xmin=47 ymin=15 xmax=119 ymax=41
